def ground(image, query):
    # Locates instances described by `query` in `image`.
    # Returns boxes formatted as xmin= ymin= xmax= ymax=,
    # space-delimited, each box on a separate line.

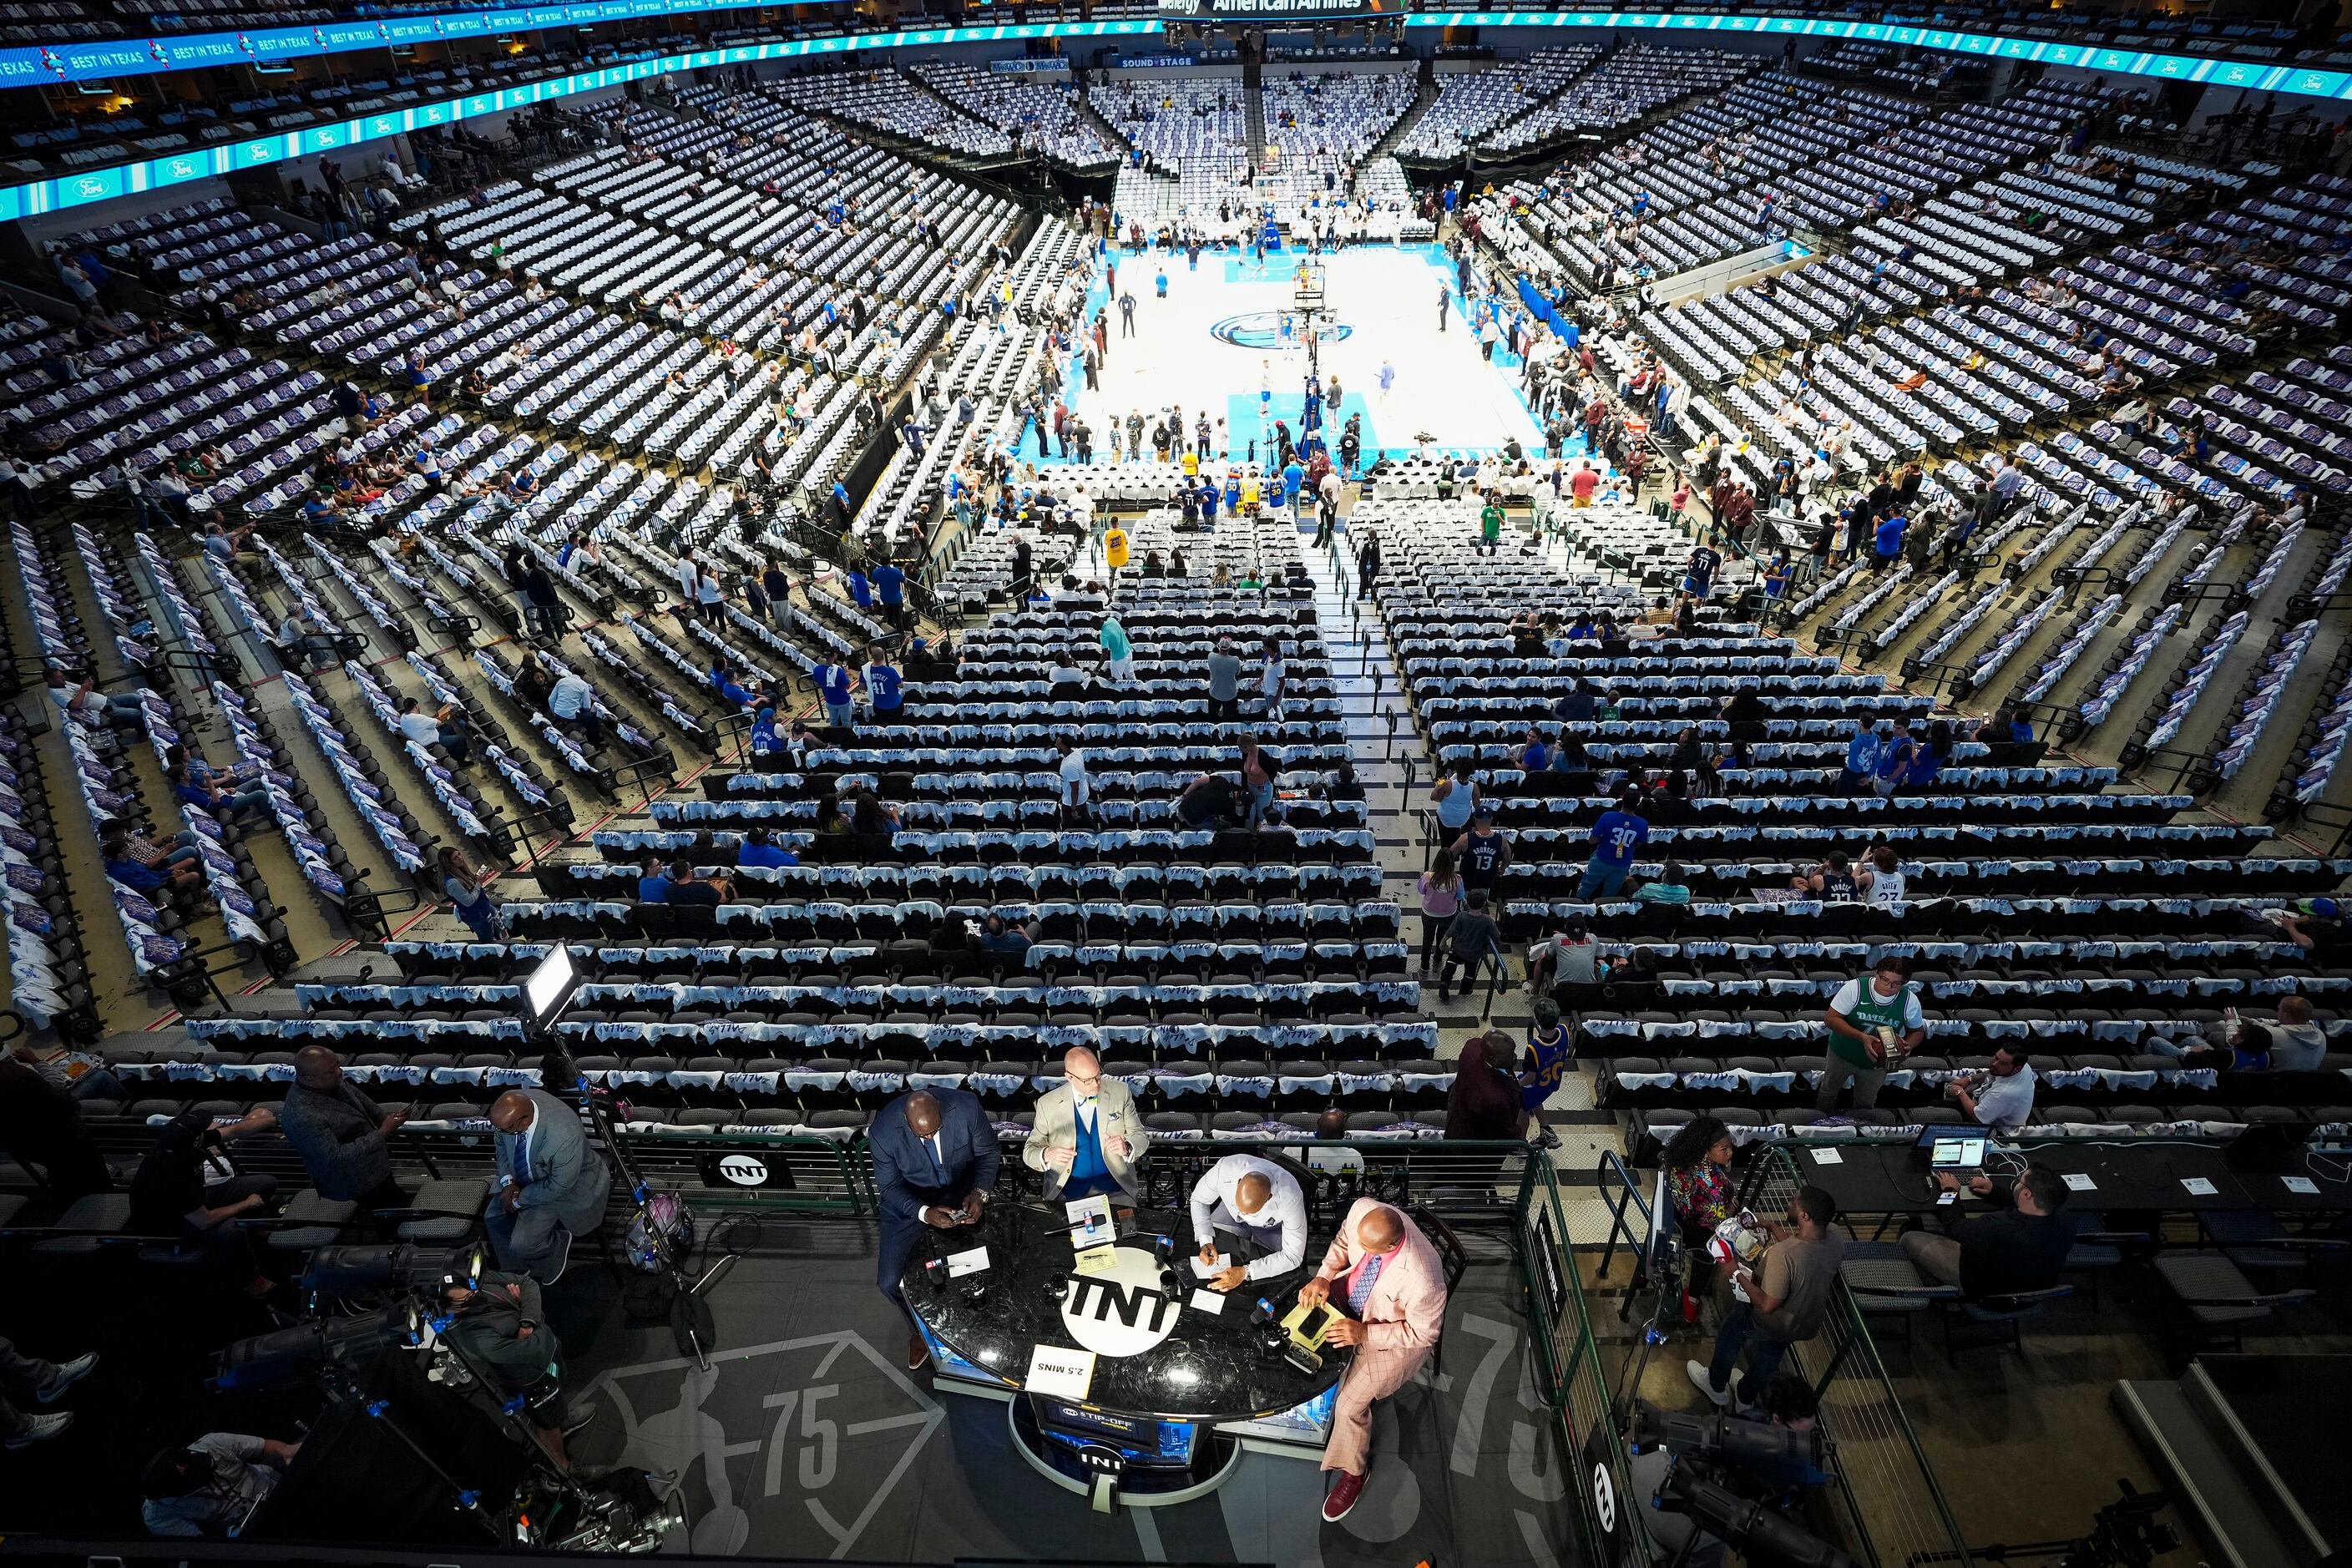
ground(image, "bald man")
xmin=1302 ymin=1197 xmax=1449 ymax=1522
xmin=277 ymin=1046 xmax=410 ymax=1222
xmin=1188 ymin=1152 xmax=1308 ymax=1291
xmin=870 ymin=1085 xmax=999 ymax=1371
xmin=1022 ymin=1047 xmax=1147 ymax=1204
xmin=484 ymin=1089 xmax=610 ymax=1282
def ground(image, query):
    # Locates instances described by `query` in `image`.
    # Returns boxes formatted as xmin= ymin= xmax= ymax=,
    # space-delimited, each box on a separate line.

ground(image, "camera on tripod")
xmin=207 ymin=1241 xmax=686 ymax=1554
xmin=1625 ymin=1399 xmax=1853 ymax=1568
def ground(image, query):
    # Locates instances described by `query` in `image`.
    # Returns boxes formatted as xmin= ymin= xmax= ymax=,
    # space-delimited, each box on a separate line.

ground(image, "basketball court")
xmin=1065 ymin=242 xmax=1550 ymax=467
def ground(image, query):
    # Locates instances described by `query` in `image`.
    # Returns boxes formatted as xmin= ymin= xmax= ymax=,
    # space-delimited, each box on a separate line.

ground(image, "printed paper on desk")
xmin=1074 ymin=1245 xmax=1118 ymax=1277
xmin=2062 ymin=1172 xmax=2097 ymax=1192
xmin=2282 ymin=1176 xmax=2319 ymax=1195
xmin=1027 ymin=1344 xmax=1097 ymax=1401
xmin=1065 ymin=1194 xmax=1113 ymax=1248
xmin=1188 ymin=1253 xmax=1233 ymax=1279
xmin=945 ymin=1247 xmax=991 ymax=1277
xmin=1189 ymin=1289 xmax=1227 ymax=1315
xmin=2180 ymin=1176 xmax=2218 ymax=1196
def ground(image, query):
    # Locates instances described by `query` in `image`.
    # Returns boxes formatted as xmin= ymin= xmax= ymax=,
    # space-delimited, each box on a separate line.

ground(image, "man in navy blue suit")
xmin=870 ymin=1087 xmax=999 ymax=1371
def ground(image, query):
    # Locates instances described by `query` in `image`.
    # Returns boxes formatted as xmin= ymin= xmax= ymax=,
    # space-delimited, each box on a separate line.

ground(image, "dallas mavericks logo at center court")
xmin=1211 ymin=311 xmax=1354 ymax=353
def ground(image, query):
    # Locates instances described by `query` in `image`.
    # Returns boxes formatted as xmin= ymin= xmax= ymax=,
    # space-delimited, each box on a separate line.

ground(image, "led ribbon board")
xmin=5 ymin=13 xmax=2344 ymax=223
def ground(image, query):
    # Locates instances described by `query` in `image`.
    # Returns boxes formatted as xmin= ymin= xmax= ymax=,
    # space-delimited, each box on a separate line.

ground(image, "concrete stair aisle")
xmin=1365 ymin=78 xmax=1443 ymax=162
xmin=1073 ymin=75 xmax=1134 ymax=160
xmin=1243 ymin=52 xmax=1267 ymax=173
xmin=1297 ymin=509 xmax=1626 ymax=1227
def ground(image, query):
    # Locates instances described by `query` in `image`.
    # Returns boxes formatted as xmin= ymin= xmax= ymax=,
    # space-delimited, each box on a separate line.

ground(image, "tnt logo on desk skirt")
xmin=1059 ymin=1245 xmax=1181 ymax=1358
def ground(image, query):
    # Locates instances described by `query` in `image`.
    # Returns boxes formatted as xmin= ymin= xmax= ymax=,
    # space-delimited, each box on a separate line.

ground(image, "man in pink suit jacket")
xmin=1301 ymin=1197 xmax=1449 ymax=1522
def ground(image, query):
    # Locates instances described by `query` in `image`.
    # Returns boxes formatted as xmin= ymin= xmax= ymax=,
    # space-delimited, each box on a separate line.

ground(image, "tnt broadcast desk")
xmin=902 ymin=1200 xmax=1345 ymax=1510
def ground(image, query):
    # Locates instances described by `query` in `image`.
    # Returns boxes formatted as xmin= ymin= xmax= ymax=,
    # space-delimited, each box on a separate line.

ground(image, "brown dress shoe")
xmin=908 ymin=1331 xmax=932 ymax=1371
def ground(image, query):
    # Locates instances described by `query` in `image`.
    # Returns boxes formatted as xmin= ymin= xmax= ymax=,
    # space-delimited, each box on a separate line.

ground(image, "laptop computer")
xmin=1912 ymin=1123 xmax=1988 ymax=1171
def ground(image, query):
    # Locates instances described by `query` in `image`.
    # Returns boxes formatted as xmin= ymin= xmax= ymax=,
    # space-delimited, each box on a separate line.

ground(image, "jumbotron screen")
xmin=1156 ymin=0 xmax=1393 ymax=18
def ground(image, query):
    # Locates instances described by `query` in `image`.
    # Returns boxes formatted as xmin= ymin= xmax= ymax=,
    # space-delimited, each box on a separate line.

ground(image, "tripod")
xmin=1910 ymin=1479 xmax=2181 ymax=1568
xmin=543 ymin=1038 xmax=736 ymax=1369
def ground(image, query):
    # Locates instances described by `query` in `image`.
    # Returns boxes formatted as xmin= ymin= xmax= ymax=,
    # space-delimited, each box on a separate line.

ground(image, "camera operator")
xmin=438 ymin=1269 xmax=589 ymax=1470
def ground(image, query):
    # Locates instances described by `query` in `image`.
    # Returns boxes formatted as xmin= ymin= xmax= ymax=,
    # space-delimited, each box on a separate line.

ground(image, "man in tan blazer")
xmin=1021 ymin=1047 xmax=1147 ymax=1203
xmin=1301 ymin=1196 xmax=1449 ymax=1522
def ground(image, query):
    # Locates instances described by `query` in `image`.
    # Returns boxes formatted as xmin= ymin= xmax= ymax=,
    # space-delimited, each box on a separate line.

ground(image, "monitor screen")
xmin=522 ymin=945 xmax=575 ymax=1023
xmin=1930 ymin=1137 xmax=1986 ymax=1171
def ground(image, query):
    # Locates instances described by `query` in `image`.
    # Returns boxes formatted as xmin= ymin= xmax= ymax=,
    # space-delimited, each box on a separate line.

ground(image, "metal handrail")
xmin=1591 ymin=1147 xmax=1653 ymax=1281
xmin=1750 ymin=1142 xmax=1978 ymax=1568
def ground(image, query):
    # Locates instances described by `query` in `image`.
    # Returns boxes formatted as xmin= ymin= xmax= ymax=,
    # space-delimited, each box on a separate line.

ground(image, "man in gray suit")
xmin=279 ymin=1047 xmax=409 ymax=1222
xmin=1022 ymin=1047 xmax=1148 ymax=1204
xmin=483 ymin=1089 xmax=610 ymax=1282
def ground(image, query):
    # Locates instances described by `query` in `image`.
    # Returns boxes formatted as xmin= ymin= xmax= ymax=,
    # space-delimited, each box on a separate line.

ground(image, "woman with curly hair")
xmin=1662 ymin=1115 xmax=1736 ymax=1316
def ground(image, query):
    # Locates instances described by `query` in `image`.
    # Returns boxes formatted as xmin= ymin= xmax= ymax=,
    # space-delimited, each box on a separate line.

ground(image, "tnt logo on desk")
xmin=1058 ymin=1247 xmax=1180 ymax=1358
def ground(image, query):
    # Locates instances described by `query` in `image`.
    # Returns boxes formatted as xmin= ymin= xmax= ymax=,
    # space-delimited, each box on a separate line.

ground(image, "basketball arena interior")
xmin=0 ymin=1 xmax=2349 ymax=1565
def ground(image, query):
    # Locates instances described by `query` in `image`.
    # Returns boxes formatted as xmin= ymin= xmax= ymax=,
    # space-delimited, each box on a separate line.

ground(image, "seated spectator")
xmin=2276 ymin=898 xmax=2349 ymax=959
xmin=973 ymin=912 xmax=1036 ymax=959
xmin=1176 ymin=771 xmax=1239 ymax=829
xmin=279 ymin=1046 xmax=408 ymax=1221
xmin=636 ymin=856 xmax=671 ymax=903
xmin=543 ymin=668 xmax=604 ymax=748
xmin=1634 ymin=862 xmax=1691 ymax=905
xmin=102 ymin=832 xmax=212 ymax=913
xmin=1948 ymin=1045 xmax=2036 ymax=1131
xmin=1901 ymin=1165 xmax=2073 ymax=1300
xmin=141 ymin=1434 xmax=300 ymax=1537
xmin=396 ymin=697 xmax=472 ymax=768
xmin=1316 ymin=758 xmax=1364 ymax=802
xmin=1791 ymin=851 xmax=1859 ymax=902
xmin=128 ymin=1108 xmax=280 ymax=1296
xmin=2148 ymin=997 xmax=2325 ymax=1071
xmin=736 ymin=827 xmax=799 ymax=869
xmin=45 ymin=666 xmax=144 ymax=731
xmin=665 ymin=862 xmax=723 ymax=908
xmin=1528 ymin=917 xmax=1600 ymax=997
xmin=0 ymin=1055 xmax=113 ymax=1200
xmin=1858 ymin=844 xmax=1906 ymax=904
